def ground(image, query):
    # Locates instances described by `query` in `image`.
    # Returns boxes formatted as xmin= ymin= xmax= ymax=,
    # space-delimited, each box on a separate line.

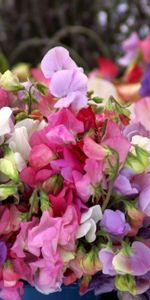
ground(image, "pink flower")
xmin=30 ymin=108 xmax=84 ymax=149
xmin=73 ymin=159 xmax=103 ymax=201
xmin=29 ymin=144 xmax=55 ymax=170
xmin=11 ymin=218 xmax=39 ymax=258
xmin=46 ymin=124 xmax=76 ymax=145
xmin=50 ymin=148 xmax=82 ymax=182
xmin=0 ymin=282 xmax=24 ymax=300
xmin=30 ymin=258 xmax=63 ymax=295
xmin=50 ymin=69 xmax=88 ymax=111
xmin=41 ymin=46 xmax=80 ymax=78
xmin=134 ymin=97 xmax=150 ymax=130
xmin=102 ymin=120 xmax=131 ymax=164
xmin=0 ymin=88 xmax=10 ymax=108
xmin=0 ymin=205 xmax=21 ymax=236
xmin=83 ymin=137 xmax=107 ymax=160
xmin=140 ymin=35 xmax=150 ymax=63
xmin=27 ymin=211 xmax=61 ymax=258
xmin=58 ymin=205 xmax=79 ymax=251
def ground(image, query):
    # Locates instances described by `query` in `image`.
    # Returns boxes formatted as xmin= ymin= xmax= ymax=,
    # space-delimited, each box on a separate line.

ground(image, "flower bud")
xmin=80 ymin=247 xmax=102 ymax=275
xmin=115 ymin=274 xmax=136 ymax=295
xmin=42 ymin=174 xmax=63 ymax=195
xmin=12 ymin=63 xmax=30 ymax=81
xmin=0 ymin=70 xmax=24 ymax=92
xmin=0 ymin=184 xmax=18 ymax=201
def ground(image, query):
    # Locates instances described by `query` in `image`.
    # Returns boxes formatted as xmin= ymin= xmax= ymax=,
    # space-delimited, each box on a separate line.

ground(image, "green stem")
xmin=102 ymin=181 xmax=114 ymax=212
xmin=28 ymin=84 xmax=34 ymax=114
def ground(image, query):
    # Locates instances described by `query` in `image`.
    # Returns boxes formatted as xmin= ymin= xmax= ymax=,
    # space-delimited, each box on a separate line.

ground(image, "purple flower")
xmin=100 ymin=209 xmax=130 ymax=236
xmin=113 ymin=241 xmax=150 ymax=276
xmin=123 ymin=123 xmax=149 ymax=142
xmin=99 ymin=248 xmax=116 ymax=275
xmin=0 ymin=241 xmax=7 ymax=265
xmin=50 ymin=69 xmax=88 ymax=111
xmin=41 ymin=46 xmax=80 ymax=78
xmin=139 ymin=185 xmax=150 ymax=216
xmin=88 ymin=272 xmax=115 ymax=296
xmin=118 ymin=32 xmax=140 ymax=66
xmin=140 ymin=68 xmax=150 ymax=97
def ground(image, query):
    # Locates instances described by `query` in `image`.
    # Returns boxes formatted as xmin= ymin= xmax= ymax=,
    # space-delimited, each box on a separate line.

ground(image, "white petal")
xmin=80 ymin=205 xmax=102 ymax=224
xmin=0 ymin=107 xmax=12 ymax=136
xmin=85 ymin=219 xmax=97 ymax=243
xmin=76 ymin=221 xmax=92 ymax=239
xmin=14 ymin=152 xmax=26 ymax=171
xmin=8 ymin=127 xmax=31 ymax=161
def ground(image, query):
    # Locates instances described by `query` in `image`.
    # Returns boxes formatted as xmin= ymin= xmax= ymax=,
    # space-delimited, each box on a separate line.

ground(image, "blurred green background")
xmin=0 ymin=0 xmax=150 ymax=71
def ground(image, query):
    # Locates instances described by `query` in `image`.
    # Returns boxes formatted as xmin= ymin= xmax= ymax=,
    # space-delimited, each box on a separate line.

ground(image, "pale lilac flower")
xmin=113 ymin=241 xmax=150 ymax=276
xmin=50 ymin=69 xmax=88 ymax=111
xmin=41 ymin=46 xmax=81 ymax=78
xmin=99 ymin=248 xmax=116 ymax=276
xmin=100 ymin=209 xmax=130 ymax=236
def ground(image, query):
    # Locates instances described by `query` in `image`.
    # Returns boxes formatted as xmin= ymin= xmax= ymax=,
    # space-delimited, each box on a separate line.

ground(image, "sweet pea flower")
xmin=11 ymin=218 xmax=39 ymax=258
xmin=0 ymin=282 xmax=24 ymax=300
xmin=112 ymin=241 xmax=150 ymax=275
xmin=102 ymin=120 xmax=131 ymax=164
xmin=0 ymin=242 xmax=7 ymax=266
xmin=30 ymin=258 xmax=63 ymax=295
xmin=140 ymin=68 xmax=150 ymax=97
xmin=0 ymin=88 xmax=10 ymax=108
xmin=0 ymin=107 xmax=13 ymax=145
xmin=73 ymin=159 xmax=103 ymax=201
xmin=134 ymin=97 xmax=150 ymax=131
xmin=41 ymin=46 xmax=81 ymax=78
xmin=118 ymin=32 xmax=140 ymax=66
xmin=8 ymin=118 xmax=46 ymax=170
xmin=140 ymin=34 xmax=150 ymax=63
xmin=100 ymin=209 xmax=130 ymax=237
xmin=50 ymin=69 xmax=88 ymax=111
xmin=99 ymin=248 xmax=116 ymax=276
xmin=139 ymin=185 xmax=150 ymax=216
xmin=0 ymin=205 xmax=21 ymax=236
xmin=29 ymin=144 xmax=56 ymax=170
xmin=89 ymin=273 xmax=115 ymax=296
xmin=76 ymin=205 xmax=102 ymax=242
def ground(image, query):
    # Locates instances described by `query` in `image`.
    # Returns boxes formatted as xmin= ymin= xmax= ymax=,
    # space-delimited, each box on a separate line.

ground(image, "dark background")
xmin=0 ymin=0 xmax=150 ymax=71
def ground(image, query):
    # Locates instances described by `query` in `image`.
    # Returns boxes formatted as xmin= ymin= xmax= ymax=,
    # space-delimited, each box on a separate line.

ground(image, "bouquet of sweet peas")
xmin=0 ymin=45 xmax=150 ymax=300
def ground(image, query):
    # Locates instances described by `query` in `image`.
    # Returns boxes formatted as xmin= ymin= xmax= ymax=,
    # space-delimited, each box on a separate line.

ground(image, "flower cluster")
xmin=0 ymin=44 xmax=150 ymax=300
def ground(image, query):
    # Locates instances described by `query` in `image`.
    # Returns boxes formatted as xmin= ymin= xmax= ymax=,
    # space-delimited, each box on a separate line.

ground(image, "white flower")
xmin=0 ymin=107 xmax=13 ymax=145
xmin=88 ymin=77 xmax=119 ymax=105
xmin=76 ymin=205 xmax=102 ymax=243
xmin=8 ymin=118 xmax=46 ymax=170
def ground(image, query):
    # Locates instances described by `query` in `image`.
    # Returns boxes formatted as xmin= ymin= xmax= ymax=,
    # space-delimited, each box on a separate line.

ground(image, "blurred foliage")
xmin=0 ymin=0 xmax=150 ymax=71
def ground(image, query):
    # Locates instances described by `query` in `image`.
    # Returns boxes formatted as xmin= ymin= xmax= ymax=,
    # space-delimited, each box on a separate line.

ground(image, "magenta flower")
xmin=113 ymin=241 xmax=150 ymax=275
xmin=73 ymin=159 xmax=103 ymax=201
xmin=0 ymin=88 xmax=10 ymax=108
xmin=41 ymin=46 xmax=80 ymax=78
xmin=100 ymin=209 xmax=130 ymax=236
